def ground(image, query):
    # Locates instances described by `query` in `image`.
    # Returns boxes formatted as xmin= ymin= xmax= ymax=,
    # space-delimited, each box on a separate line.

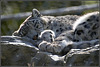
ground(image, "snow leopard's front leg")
xmin=61 ymin=39 xmax=99 ymax=55
xmin=38 ymin=30 xmax=55 ymax=42
xmin=38 ymin=41 xmax=67 ymax=55
xmin=38 ymin=29 xmax=66 ymax=54
xmin=38 ymin=39 xmax=99 ymax=55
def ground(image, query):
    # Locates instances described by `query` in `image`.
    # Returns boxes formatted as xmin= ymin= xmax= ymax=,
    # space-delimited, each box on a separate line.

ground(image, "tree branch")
xmin=1 ymin=4 xmax=99 ymax=20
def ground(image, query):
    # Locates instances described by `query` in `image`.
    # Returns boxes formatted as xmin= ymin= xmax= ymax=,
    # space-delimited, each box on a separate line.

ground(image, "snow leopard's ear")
xmin=32 ymin=8 xmax=42 ymax=18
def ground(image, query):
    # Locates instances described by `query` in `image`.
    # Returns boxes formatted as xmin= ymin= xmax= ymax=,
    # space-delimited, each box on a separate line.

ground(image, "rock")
xmin=30 ymin=44 xmax=99 ymax=66
xmin=1 ymin=36 xmax=99 ymax=66
xmin=1 ymin=36 xmax=39 ymax=46
xmin=30 ymin=52 xmax=65 ymax=66
xmin=1 ymin=36 xmax=39 ymax=66
xmin=64 ymin=44 xmax=99 ymax=66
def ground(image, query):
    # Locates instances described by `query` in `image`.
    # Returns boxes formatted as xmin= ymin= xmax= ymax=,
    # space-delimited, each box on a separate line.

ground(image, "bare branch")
xmin=1 ymin=4 xmax=99 ymax=20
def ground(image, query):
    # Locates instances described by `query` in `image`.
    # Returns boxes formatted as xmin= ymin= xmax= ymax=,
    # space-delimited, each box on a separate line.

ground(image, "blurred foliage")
xmin=1 ymin=1 xmax=99 ymax=36
xmin=84 ymin=1 xmax=98 ymax=4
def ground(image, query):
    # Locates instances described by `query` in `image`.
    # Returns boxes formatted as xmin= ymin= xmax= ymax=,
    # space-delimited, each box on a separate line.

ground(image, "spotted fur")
xmin=73 ymin=11 xmax=99 ymax=41
xmin=38 ymin=11 xmax=99 ymax=55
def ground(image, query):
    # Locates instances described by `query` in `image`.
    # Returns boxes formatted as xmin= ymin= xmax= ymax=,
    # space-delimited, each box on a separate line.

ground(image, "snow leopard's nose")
xmin=33 ymin=34 xmax=38 ymax=40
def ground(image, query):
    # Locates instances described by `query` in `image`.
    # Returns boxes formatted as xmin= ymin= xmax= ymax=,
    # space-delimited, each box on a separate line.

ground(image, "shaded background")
xmin=1 ymin=1 xmax=99 ymax=36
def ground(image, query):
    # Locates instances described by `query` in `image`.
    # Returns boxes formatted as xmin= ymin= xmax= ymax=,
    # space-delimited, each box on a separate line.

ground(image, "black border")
xmin=0 ymin=0 xmax=100 ymax=67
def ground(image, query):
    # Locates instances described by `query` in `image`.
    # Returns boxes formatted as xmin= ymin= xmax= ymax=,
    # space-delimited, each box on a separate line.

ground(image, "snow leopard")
xmin=12 ymin=8 xmax=79 ymax=40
